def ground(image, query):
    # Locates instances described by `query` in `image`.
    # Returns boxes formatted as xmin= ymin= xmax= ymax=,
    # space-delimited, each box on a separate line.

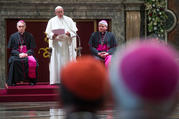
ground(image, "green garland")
xmin=145 ymin=0 xmax=167 ymax=39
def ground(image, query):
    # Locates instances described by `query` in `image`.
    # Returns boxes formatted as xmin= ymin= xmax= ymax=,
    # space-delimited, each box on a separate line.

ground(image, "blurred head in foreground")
xmin=60 ymin=56 xmax=109 ymax=118
xmin=109 ymin=39 xmax=179 ymax=119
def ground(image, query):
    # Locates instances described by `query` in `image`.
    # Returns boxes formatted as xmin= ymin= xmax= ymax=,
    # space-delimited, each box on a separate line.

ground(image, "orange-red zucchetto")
xmin=60 ymin=56 xmax=109 ymax=101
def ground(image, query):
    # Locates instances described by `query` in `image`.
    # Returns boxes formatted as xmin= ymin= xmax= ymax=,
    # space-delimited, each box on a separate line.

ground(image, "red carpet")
xmin=0 ymin=82 xmax=59 ymax=102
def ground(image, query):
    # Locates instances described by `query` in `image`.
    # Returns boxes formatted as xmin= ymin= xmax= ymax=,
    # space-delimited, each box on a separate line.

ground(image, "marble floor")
xmin=0 ymin=101 xmax=114 ymax=119
xmin=0 ymin=101 xmax=179 ymax=119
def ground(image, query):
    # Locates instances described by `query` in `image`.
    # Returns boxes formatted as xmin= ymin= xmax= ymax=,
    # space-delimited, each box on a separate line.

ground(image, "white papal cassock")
xmin=45 ymin=15 xmax=78 ymax=84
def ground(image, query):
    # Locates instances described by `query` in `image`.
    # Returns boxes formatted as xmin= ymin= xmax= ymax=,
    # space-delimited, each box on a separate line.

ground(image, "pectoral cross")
xmin=20 ymin=45 xmax=23 ymax=52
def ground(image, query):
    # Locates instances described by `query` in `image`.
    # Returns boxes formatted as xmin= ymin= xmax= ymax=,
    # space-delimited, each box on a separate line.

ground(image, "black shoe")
xmin=29 ymin=82 xmax=36 ymax=86
xmin=50 ymin=83 xmax=60 ymax=86
xmin=12 ymin=83 xmax=16 ymax=86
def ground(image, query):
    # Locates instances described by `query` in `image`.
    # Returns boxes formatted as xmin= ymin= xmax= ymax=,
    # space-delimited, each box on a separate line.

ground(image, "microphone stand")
xmin=74 ymin=34 xmax=82 ymax=57
xmin=62 ymin=20 xmax=82 ymax=57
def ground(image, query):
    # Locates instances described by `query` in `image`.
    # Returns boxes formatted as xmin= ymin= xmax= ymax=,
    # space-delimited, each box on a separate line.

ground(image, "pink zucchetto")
xmin=109 ymin=39 xmax=179 ymax=119
xmin=17 ymin=20 xmax=25 ymax=23
xmin=120 ymin=41 xmax=178 ymax=100
xmin=17 ymin=20 xmax=26 ymax=26
xmin=99 ymin=20 xmax=108 ymax=27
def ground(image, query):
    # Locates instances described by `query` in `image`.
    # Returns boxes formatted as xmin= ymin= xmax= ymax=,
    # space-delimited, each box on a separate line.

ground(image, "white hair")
xmin=55 ymin=6 xmax=63 ymax=11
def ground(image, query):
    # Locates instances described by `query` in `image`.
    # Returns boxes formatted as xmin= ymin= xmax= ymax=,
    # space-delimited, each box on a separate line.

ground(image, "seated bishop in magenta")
xmin=88 ymin=20 xmax=117 ymax=68
xmin=7 ymin=20 xmax=38 ymax=86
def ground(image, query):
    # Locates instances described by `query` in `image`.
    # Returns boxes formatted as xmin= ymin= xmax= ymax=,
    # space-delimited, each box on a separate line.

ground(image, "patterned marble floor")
xmin=0 ymin=102 xmax=179 ymax=119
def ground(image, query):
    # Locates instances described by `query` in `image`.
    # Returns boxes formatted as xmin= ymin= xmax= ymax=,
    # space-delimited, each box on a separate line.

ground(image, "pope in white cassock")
xmin=45 ymin=6 xmax=78 ymax=85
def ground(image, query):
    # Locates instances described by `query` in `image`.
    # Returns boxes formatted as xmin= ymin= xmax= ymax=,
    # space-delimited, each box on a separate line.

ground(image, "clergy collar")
xmin=19 ymin=32 xmax=24 ymax=35
xmin=100 ymin=31 xmax=107 ymax=35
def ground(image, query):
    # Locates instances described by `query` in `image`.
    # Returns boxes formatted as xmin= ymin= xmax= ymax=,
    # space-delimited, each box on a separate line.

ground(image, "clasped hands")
xmin=52 ymin=31 xmax=70 ymax=39
xmin=98 ymin=52 xmax=109 ymax=58
xmin=19 ymin=53 xmax=28 ymax=58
